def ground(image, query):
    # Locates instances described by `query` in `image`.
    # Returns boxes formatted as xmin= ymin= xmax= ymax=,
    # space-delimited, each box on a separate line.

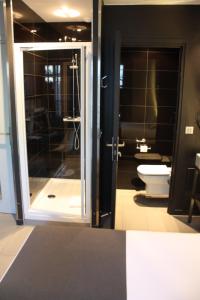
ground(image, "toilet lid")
xmin=137 ymin=165 xmax=171 ymax=176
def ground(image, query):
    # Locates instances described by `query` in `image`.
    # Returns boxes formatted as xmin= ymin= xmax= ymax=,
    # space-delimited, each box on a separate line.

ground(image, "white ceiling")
xmin=105 ymin=0 xmax=200 ymax=3
xmin=23 ymin=0 xmax=92 ymax=22
xmin=22 ymin=0 xmax=200 ymax=23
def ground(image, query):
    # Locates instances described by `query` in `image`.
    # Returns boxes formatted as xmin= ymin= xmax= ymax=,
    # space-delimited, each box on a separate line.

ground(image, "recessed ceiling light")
xmin=54 ymin=9 xmax=65 ymax=17
xmin=53 ymin=6 xmax=80 ymax=18
xmin=68 ymin=9 xmax=80 ymax=18
xmin=66 ymin=25 xmax=87 ymax=32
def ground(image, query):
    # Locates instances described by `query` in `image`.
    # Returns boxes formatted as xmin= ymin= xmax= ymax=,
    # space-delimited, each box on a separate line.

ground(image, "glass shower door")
xmin=20 ymin=45 xmax=86 ymax=220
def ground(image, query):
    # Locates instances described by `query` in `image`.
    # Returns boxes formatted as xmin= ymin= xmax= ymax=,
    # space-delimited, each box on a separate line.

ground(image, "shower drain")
xmin=48 ymin=194 xmax=56 ymax=198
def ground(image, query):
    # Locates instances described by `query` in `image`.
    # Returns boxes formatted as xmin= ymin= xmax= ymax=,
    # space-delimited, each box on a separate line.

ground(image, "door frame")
xmin=119 ymin=39 xmax=186 ymax=215
xmin=100 ymin=37 xmax=186 ymax=227
xmin=14 ymin=42 xmax=92 ymax=223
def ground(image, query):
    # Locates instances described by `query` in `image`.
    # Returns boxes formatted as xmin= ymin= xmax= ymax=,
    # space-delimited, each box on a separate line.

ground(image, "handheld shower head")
xmin=69 ymin=54 xmax=79 ymax=69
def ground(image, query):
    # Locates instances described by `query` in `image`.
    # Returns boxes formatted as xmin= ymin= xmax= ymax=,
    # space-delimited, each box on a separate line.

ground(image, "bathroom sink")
xmin=195 ymin=153 xmax=200 ymax=170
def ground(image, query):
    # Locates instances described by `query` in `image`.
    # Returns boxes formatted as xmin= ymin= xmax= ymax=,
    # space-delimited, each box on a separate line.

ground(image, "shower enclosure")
xmin=14 ymin=43 xmax=92 ymax=222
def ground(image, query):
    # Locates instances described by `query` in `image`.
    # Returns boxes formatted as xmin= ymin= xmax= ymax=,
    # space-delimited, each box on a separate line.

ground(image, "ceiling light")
xmin=54 ymin=9 xmax=66 ymax=17
xmin=66 ymin=25 xmax=87 ymax=32
xmin=68 ymin=9 xmax=80 ymax=18
xmin=53 ymin=7 xmax=80 ymax=18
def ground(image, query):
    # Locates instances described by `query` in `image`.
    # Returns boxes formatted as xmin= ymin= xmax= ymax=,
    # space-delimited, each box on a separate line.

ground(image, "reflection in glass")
xmin=23 ymin=49 xmax=82 ymax=216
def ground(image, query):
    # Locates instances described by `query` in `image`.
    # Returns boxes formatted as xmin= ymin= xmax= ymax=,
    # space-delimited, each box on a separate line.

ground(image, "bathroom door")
xmin=100 ymin=32 xmax=121 ymax=228
xmin=0 ymin=15 xmax=15 ymax=214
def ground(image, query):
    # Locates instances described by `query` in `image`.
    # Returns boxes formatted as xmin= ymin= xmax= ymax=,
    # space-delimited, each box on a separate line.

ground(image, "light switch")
xmin=185 ymin=126 xmax=194 ymax=135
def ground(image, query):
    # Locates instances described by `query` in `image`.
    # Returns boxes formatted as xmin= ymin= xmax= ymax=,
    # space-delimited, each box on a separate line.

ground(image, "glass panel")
xmin=23 ymin=48 xmax=82 ymax=216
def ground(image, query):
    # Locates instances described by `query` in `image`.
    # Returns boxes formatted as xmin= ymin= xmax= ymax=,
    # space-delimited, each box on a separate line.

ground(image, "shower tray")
xmin=63 ymin=116 xmax=81 ymax=123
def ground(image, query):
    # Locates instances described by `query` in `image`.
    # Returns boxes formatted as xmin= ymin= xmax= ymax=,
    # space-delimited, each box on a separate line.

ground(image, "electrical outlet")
xmin=185 ymin=126 xmax=194 ymax=135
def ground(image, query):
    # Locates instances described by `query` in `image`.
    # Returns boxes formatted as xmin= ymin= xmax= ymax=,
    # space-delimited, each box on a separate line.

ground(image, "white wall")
xmin=0 ymin=0 xmax=16 ymax=213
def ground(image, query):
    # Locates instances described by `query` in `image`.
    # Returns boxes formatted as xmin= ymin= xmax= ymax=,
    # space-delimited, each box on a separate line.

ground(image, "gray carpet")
xmin=0 ymin=226 xmax=126 ymax=300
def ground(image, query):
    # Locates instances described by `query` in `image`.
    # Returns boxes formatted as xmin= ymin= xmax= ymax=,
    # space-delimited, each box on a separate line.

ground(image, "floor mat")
xmin=0 ymin=226 xmax=126 ymax=300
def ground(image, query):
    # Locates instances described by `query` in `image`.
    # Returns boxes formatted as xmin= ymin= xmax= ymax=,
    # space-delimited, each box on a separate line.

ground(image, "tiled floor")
xmin=115 ymin=189 xmax=200 ymax=232
xmin=30 ymin=178 xmax=81 ymax=216
xmin=0 ymin=213 xmax=34 ymax=281
xmin=1 ymin=188 xmax=199 ymax=283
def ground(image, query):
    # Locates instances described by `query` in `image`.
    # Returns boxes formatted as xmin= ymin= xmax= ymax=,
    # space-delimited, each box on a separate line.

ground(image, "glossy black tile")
xmin=35 ymin=75 xmax=48 ymax=95
xmin=155 ymin=124 xmax=175 ymax=140
xmin=49 ymin=112 xmax=64 ymax=129
xmin=148 ymin=51 xmax=180 ymax=71
xmin=49 ymin=128 xmax=75 ymax=145
xmin=22 ymin=47 xmax=81 ymax=179
xmin=48 ymin=95 xmax=79 ymax=113
xmin=145 ymin=106 xmax=158 ymax=124
xmin=146 ymin=89 xmax=178 ymax=106
xmin=35 ymin=95 xmax=48 ymax=110
xmin=155 ymin=140 xmax=174 ymax=155
xmin=23 ymin=52 xmax=35 ymax=75
xmin=35 ymin=58 xmax=47 ymax=77
xmin=120 ymin=89 xmax=146 ymax=105
xmin=123 ymin=71 xmax=146 ymax=88
xmin=24 ymin=75 xmax=35 ymax=97
xmin=145 ymin=106 xmax=176 ymax=124
xmin=120 ymin=140 xmax=138 ymax=156
xmin=147 ymin=70 xmax=178 ymax=89
xmin=49 ymin=143 xmax=77 ymax=154
xmin=119 ymin=47 xmax=180 ymax=163
xmin=120 ymin=122 xmax=145 ymax=140
xmin=144 ymin=123 xmax=157 ymax=140
xmin=121 ymin=49 xmax=147 ymax=70
xmin=120 ymin=106 xmax=144 ymax=122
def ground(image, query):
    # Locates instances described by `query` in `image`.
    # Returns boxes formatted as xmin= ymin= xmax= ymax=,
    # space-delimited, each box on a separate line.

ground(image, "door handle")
xmin=118 ymin=141 xmax=125 ymax=148
xmin=118 ymin=151 xmax=122 ymax=157
xmin=101 ymin=75 xmax=108 ymax=89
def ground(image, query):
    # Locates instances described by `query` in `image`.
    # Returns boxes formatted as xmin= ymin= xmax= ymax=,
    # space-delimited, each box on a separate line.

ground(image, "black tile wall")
xmin=146 ymin=89 xmax=178 ymax=107
xmin=123 ymin=71 xmax=146 ymax=88
xmin=120 ymin=89 xmax=146 ymax=106
xmin=119 ymin=47 xmax=180 ymax=159
xmin=121 ymin=49 xmax=147 ymax=70
xmin=147 ymin=71 xmax=178 ymax=89
xmin=23 ymin=49 xmax=81 ymax=179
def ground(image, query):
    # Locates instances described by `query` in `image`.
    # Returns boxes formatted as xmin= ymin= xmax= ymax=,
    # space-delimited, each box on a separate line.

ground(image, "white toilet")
xmin=137 ymin=165 xmax=171 ymax=197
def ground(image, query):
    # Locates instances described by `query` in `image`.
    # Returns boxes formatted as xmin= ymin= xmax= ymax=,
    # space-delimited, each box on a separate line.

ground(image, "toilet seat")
xmin=137 ymin=165 xmax=171 ymax=176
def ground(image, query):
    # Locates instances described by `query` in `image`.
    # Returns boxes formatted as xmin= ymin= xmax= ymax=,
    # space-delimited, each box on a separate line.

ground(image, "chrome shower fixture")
xmin=69 ymin=54 xmax=79 ymax=69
